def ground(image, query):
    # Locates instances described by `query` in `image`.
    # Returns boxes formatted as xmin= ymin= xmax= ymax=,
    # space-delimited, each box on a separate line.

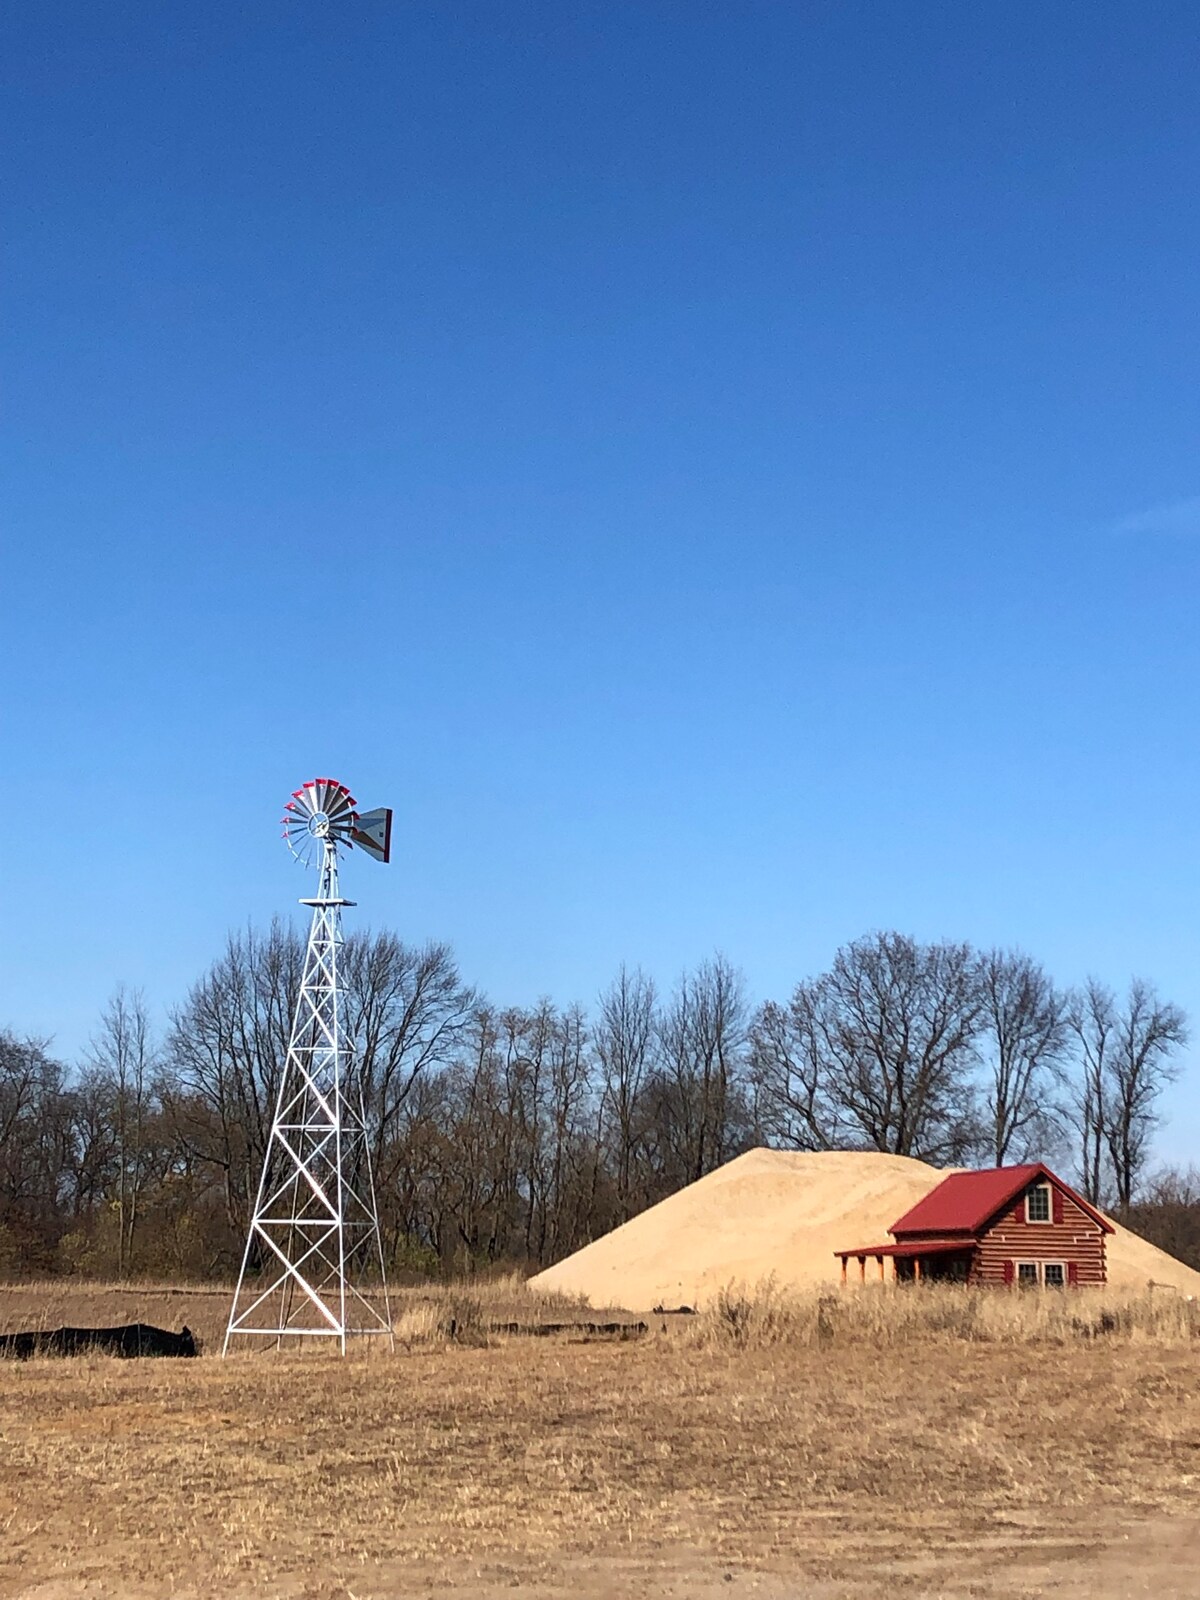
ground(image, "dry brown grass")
xmin=2 ymin=1281 xmax=1200 ymax=1598
xmin=0 ymin=1274 xmax=598 ymax=1356
xmin=692 ymin=1278 xmax=1200 ymax=1349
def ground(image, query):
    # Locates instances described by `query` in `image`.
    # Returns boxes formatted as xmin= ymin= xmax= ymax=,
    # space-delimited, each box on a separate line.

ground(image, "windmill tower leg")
xmin=223 ymin=837 xmax=393 ymax=1354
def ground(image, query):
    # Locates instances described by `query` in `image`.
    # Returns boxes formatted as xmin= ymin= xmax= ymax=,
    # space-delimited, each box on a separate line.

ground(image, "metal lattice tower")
xmin=224 ymin=779 xmax=395 ymax=1355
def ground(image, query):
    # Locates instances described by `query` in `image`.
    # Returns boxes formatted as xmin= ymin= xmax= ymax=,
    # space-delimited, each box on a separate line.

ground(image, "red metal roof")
xmin=834 ymin=1238 xmax=975 ymax=1260
xmin=889 ymin=1163 xmax=1113 ymax=1238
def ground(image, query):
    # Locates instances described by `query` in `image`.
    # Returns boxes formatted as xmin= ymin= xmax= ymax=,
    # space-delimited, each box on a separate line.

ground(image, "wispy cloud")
xmin=1116 ymin=496 xmax=1200 ymax=536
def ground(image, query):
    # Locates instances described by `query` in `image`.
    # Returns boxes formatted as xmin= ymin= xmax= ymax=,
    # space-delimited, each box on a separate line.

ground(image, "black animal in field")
xmin=0 ymin=1322 xmax=198 ymax=1360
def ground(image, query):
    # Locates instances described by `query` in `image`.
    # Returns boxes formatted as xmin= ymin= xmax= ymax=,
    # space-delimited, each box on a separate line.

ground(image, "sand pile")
xmin=1105 ymin=1219 xmax=1200 ymax=1293
xmin=531 ymin=1149 xmax=940 ymax=1309
xmin=530 ymin=1148 xmax=1200 ymax=1309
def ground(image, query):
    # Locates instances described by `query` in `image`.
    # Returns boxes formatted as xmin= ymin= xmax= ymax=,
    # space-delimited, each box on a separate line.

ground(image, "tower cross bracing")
xmin=223 ymin=778 xmax=394 ymax=1355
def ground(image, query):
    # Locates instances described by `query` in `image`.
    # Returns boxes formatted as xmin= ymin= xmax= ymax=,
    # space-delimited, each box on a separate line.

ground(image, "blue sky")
xmin=4 ymin=3 xmax=1199 ymax=1161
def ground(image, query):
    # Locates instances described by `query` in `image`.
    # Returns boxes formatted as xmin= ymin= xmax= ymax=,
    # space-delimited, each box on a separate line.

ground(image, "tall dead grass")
xmin=691 ymin=1277 xmax=1200 ymax=1348
xmin=7 ymin=1274 xmax=1196 ymax=1358
xmin=0 ymin=1273 xmax=595 ymax=1353
xmin=389 ymin=1272 xmax=589 ymax=1345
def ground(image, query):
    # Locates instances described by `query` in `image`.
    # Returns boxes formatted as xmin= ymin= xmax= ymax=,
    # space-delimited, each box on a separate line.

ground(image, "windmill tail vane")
xmin=223 ymin=777 xmax=395 ymax=1356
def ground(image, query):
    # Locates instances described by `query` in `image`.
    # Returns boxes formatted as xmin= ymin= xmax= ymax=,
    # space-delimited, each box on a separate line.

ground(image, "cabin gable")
xmin=972 ymin=1176 xmax=1107 ymax=1286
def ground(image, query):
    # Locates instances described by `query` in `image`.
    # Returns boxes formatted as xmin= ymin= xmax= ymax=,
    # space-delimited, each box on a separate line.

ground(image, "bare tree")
xmin=501 ymin=1000 xmax=595 ymax=1264
xmin=165 ymin=921 xmax=303 ymax=1243
xmin=544 ymin=1002 xmax=599 ymax=1258
xmin=87 ymin=986 xmax=156 ymax=1273
xmin=977 ymin=949 xmax=1068 ymax=1166
xmin=657 ymin=955 xmax=749 ymax=1184
xmin=1067 ymin=979 xmax=1117 ymax=1205
xmin=500 ymin=1002 xmax=549 ymax=1262
xmin=1066 ymin=977 xmax=1186 ymax=1207
xmin=340 ymin=933 xmax=475 ymax=1193
xmin=61 ymin=1065 xmax=118 ymax=1224
xmin=438 ymin=1005 xmax=519 ymax=1267
xmin=594 ymin=967 xmax=657 ymax=1220
xmin=0 ymin=1031 xmax=45 ymax=1159
xmin=1104 ymin=979 xmax=1186 ymax=1209
xmin=748 ymin=988 xmax=837 ymax=1152
xmin=816 ymin=933 xmax=983 ymax=1161
xmin=0 ymin=1033 xmax=70 ymax=1271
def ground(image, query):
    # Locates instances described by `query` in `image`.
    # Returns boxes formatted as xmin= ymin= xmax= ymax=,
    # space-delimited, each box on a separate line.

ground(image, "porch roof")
xmin=833 ymin=1238 xmax=975 ymax=1261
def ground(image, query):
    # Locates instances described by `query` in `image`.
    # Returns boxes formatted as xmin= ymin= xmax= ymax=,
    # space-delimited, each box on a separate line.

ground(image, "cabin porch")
xmin=834 ymin=1238 xmax=977 ymax=1284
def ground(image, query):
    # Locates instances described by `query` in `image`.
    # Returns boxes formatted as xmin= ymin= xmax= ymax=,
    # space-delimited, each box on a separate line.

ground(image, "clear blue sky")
xmin=4 ymin=3 xmax=1199 ymax=1161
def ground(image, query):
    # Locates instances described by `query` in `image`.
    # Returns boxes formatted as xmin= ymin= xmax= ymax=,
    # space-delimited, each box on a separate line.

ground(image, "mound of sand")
xmin=530 ymin=1148 xmax=1200 ymax=1309
xmin=1104 ymin=1219 xmax=1200 ymax=1293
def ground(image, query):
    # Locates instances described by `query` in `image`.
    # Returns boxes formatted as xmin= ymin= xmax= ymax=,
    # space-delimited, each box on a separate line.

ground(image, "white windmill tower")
xmin=223 ymin=778 xmax=395 ymax=1355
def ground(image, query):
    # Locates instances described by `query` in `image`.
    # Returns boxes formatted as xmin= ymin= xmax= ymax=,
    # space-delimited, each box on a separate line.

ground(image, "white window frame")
xmin=1015 ymin=1260 xmax=1067 ymax=1288
xmin=1025 ymin=1183 xmax=1053 ymax=1224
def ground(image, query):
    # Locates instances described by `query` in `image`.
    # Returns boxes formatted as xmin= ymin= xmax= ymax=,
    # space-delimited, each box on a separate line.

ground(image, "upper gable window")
xmin=1025 ymin=1183 xmax=1052 ymax=1224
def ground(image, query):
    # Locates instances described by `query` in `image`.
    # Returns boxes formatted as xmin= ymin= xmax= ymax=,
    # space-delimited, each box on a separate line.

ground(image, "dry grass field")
xmin=2 ymin=1280 xmax=1200 ymax=1599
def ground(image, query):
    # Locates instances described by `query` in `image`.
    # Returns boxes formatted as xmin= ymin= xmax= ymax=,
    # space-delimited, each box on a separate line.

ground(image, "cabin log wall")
xmin=971 ymin=1190 xmax=1107 ymax=1286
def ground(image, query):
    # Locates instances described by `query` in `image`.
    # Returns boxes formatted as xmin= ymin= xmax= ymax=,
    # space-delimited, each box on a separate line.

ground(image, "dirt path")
xmin=361 ymin=1516 xmax=1200 ymax=1598
xmin=10 ymin=1516 xmax=1200 ymax=1600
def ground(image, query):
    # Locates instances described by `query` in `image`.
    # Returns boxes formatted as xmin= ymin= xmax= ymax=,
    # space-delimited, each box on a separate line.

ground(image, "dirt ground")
xmin=2 ymin=1284 xmax=1199 ymax=1599
xmin=16 ymin=1530 xmax=1200 ymax=1600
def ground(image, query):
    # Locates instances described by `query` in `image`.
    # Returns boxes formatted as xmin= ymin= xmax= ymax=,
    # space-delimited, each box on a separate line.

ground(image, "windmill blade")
xmin=351 ymin=807 xmax=392 ymax=863
xmin=327 ymin=782 xmax=355 ymax=820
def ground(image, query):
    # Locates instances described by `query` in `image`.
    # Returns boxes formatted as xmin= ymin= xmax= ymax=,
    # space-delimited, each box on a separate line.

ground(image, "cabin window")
xmin=1025 ymin=1184 xmax=1052 ymax=1223
xmin=1013 ymin=1261 xmax=1067 ymax=1287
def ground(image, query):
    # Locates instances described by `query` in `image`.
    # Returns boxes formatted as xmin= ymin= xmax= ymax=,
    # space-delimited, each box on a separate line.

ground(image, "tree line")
xmin=0 ymin=927 xmax=1192 ymax=1279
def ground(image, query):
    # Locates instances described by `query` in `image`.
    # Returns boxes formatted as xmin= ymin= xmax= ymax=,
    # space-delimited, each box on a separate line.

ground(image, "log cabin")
xmin=834 ymin=1163 xmax=1112 ymax=1287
